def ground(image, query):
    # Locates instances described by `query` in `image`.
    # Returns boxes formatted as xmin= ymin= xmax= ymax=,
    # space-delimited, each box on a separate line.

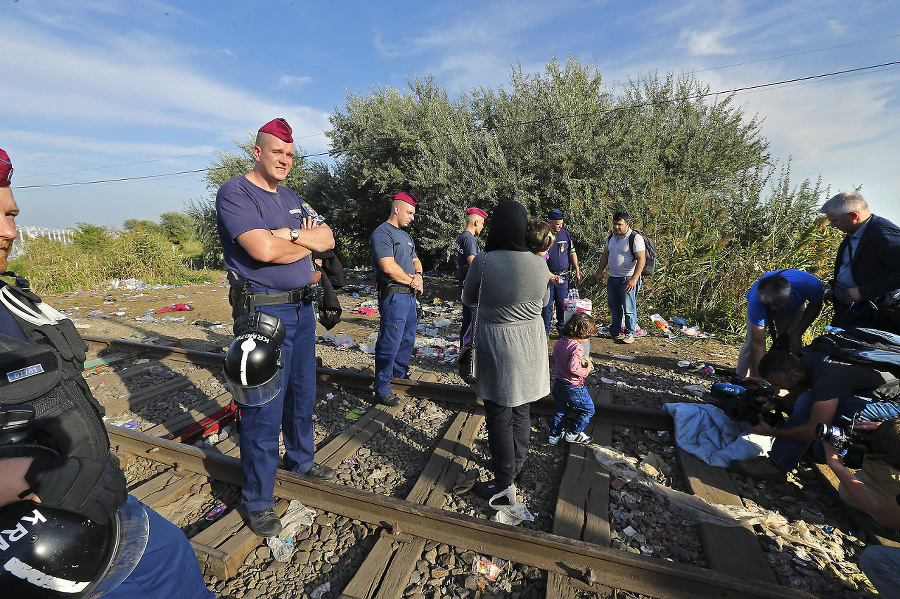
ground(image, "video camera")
xmin=815 ymin=417 xmax=872 ymax=468
xmin=707 ymin=381 xmax=784 ymax=428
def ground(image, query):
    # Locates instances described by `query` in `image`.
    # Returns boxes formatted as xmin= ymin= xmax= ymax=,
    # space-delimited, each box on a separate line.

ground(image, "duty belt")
xmin=248 ymin=286 xmax=313 ymax=308
xmin=385 ymin=284 xmax=414 ymax=294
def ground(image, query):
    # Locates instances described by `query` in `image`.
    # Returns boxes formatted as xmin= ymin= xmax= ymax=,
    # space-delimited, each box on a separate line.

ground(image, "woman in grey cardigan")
xmin=462 ymin=200 xmax=551 ymax=498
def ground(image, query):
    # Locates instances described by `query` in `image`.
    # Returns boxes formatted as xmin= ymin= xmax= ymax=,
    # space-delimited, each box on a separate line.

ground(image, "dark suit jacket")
xmin=834 ymin=214 xmax=900 ymax=301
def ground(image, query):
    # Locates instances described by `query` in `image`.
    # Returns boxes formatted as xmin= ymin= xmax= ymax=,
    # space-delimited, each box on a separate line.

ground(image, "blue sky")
xmin=3 ymin=0 xmax=899 ymax=230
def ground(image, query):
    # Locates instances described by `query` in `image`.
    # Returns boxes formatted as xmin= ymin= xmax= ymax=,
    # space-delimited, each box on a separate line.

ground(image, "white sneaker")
xmin=548 ymin=433 xmax=563 ymax=446
xmin=565 ymin=431 xmax=592 ymax=444
xmin=622 ymin=333 xmax=635 ymax=344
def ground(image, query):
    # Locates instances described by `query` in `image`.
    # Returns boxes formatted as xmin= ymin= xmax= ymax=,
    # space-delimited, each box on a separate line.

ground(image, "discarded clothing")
xmin=663 ymin=402 xmax=773 ymax=467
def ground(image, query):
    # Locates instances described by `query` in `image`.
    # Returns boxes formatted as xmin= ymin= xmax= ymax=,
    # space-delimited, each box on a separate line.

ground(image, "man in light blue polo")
xmin=370 ymin=192 xmax=423 ymax=407
xmin=736 ymin=269 xmax=823 ymax=381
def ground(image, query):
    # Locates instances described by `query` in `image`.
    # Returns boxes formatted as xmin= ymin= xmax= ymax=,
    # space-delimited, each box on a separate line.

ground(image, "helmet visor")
xmin=225 ymin=366 xmax=284 ymax=406
xmin=86 ymin=498 xmax=150 ymax=598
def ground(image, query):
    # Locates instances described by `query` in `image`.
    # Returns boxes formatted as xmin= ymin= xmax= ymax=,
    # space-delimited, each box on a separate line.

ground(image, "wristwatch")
xmin=289 ymin=228 xmax=299 ymax=242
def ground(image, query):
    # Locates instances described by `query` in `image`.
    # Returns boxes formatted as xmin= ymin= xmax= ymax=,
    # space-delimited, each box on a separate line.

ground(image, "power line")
xmin=692 ymin=32 xmax=900 ymax=74
xmin=15 ymin=59 xmax=900 ymax=191
xmin=14 ymin=169 xmax=209 ymax=190
xmin=14 ymin=151 xmax=218 ymax=180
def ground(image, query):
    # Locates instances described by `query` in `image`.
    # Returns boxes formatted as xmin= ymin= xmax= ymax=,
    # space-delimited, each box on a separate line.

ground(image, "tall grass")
xmin=7 ymin=229 xmax=214 ymax=294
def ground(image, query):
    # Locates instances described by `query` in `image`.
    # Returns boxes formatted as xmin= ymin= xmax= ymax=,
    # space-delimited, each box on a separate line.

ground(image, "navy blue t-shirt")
xmin=454 ymin=230 xmax=478 ymax=281
xmin=0 ymin=303 xmax=26 ymax=340
xmin=216 ymin=176 xmax=319 ymax=292
xmin=370 ymin=222 xmax=417 ymax=285
xmin=546 ymin=229 xmax=574 ymax=272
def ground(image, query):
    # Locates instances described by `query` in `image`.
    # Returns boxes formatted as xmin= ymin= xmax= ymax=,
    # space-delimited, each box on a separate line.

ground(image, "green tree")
xmin=159 ymin=211 xmax=195 ymax=245
xmin=123 ymin=218 xmax=163 ymax=236
xmin=324 ymin=55 xmax=838 ymax=329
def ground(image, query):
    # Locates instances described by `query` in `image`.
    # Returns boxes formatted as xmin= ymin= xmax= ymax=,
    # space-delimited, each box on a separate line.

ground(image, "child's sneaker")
xmin=622 ymin=333 xmax=635 ymax=344
xmin=548 ymin=432 xmax=563 ymax=446
xmin=565 ymin=430 xmax=592 ymax=444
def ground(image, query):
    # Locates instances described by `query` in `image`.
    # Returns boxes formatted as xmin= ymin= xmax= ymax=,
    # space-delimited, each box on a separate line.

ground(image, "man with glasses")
xmin=821 ymin=191 xmax=900 ymax=333
xmin=736 ymin=270 xmax=823 ymax=381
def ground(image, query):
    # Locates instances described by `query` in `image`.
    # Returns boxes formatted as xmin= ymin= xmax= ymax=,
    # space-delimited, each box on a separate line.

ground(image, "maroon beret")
xmin=392 ymin=192 xmax=419 ymax=206
xmin=0 ymin=148 xmax=11 ymax=187
xmin=258 ymin=118 xmax=293 ymax=143
xmin=466 ymin=207 xmax=487 ymax=219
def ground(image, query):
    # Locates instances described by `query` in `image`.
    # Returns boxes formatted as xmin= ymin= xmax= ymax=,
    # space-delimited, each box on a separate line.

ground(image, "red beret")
xmin=392 ymin=192 xmax=419 ymax=206
xmin=258 ymin=118 xmax=293 ymax=143
xmin=0 ymin=148 xmax=11 ymax=187
xmin=466 ymin=207 xmax=487 ymax=219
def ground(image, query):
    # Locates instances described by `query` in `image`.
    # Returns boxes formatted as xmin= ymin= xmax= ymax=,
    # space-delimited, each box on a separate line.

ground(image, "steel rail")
xmin=108 ymin=427 xmax=809 ymax=599
xmin=85 ymin=335 xmax=674 ymax=429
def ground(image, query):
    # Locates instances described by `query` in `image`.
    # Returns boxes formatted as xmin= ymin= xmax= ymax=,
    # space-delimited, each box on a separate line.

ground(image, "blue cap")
xmin=547 ymin=209 xmax=564 ymax=220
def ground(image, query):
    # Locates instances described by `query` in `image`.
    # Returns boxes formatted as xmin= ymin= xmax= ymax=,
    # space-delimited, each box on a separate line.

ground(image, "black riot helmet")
xmin=223 ymin=311 xmax=286 ymax=406
xmin=0 ymin=499 xmax=149 ymax=598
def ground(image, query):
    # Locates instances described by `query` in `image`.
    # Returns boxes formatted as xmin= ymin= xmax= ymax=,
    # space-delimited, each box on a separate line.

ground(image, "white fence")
xmin=9 ymin=226 xmax=75 ymax=259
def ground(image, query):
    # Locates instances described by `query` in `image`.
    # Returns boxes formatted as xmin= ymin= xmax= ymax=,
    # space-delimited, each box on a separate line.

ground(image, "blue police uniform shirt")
xmin=0 ymin=303 xmax=26 ymax=340
xmin=216 ymin=176 xmax=317 ymax=291
xmin=370 ymin=222 xmax=417 ymax=284
xmin=546 ymin=229 xmax=574 ymax=272
xmin=746 ymin=269 xmax=824 ymax=327
xmin=454 ymin=230 xmax=478 ymax=281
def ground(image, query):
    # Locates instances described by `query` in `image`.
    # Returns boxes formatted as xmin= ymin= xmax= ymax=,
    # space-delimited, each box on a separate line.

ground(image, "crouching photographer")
xmin=824 ymin=418 xmax=900 ymax=598
xmin=730 ymin=346 xmax=900 ymax=480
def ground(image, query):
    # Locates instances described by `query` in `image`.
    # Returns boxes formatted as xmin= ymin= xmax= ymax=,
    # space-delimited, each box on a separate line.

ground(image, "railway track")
xmin=83 ymin=334 xmax=819 ymax=598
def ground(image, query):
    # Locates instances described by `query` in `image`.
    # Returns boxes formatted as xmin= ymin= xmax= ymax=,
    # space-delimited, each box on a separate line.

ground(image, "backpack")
xmin=804 ymin=327 xmax=900 ymax=377
xmin=607 ymin=230 xmax=657 ymax=277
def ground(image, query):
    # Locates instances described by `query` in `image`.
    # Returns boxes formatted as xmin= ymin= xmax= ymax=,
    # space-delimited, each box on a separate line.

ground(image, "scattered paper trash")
xmin=358 ymin=342 xmax=375 ymax=354
xmin=433 ymin=317 xmax=451 ymax=327
xmin=334 ymin=334 xmax=355 ymax=348
xmin=601 ymin=377 xmax=617 ymax=385
xmin=677 ymin=360 xmax=693 ymax=368
xmin=472 ymin=556 xmax=506 ymax=582
xmin=683 ymin=384 xmax=709 ymax=398
xmin=309 ymin=582 xmax=330 ymax=599
xmin=623 ymin=525 xmax=637 ymax=537
xmin=611 ymin=354 xmax=635 ymax=361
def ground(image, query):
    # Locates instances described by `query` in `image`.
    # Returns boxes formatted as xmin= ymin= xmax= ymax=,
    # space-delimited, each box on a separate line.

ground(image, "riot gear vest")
xmin=0 ymin=277 xmax=110 ymax=463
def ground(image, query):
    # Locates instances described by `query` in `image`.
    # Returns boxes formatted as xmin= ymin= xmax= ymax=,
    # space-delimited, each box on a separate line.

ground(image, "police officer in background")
xmin=370 ymin=192 xmax=423 ymax=407
xmin=454 ymin=206 xmax=487 ymax=344
xmin=0 ymin=147 xmax=213 ymax=597
xmin=216 ymin=119 xmax=336 ymax=538
xmin=543 ymin=208 xmax=582 ymax=335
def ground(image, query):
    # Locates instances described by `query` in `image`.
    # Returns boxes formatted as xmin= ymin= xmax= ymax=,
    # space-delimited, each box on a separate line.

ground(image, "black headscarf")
xmin=485 ymin=200 xmax=530 ymax=252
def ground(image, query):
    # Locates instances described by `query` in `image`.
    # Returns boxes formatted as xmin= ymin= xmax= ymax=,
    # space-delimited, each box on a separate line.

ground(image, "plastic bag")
xmin=266 ymin=500 xmax=317 ymax=561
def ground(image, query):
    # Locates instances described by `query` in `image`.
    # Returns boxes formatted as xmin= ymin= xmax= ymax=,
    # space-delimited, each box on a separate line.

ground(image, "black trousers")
xmin=483 ymin=400 xmax=531 ymax=487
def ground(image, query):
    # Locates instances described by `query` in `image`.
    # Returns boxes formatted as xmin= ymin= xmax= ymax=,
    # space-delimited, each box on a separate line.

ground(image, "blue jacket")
xmin=834 ymin=214 xmax=900 ymax=301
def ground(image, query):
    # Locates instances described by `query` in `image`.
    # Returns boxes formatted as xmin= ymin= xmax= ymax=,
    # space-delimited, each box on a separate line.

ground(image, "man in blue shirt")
xmin=454 ymin=206 xmax=486 ymax=344
xmin=370 ymin=192 xmax=424 ymax=407
xmin=216 ymin=119 xmax=336 ymax=538
xmin=542 ymin=209 xmax=582 ymax=335
xmin=736 ymin=269 xmax=823 ymax=381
